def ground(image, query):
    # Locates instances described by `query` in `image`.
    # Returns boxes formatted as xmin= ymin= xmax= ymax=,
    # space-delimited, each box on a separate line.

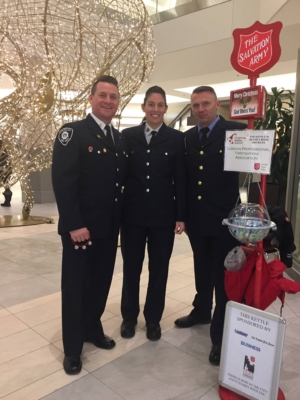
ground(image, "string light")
xmin=0 ymin=0 xmax=156 ymax=219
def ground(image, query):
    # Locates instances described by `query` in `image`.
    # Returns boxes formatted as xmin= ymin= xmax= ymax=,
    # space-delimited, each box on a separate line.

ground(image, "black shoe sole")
xmin=209 ymin=346 xmax=221 ymax=366
xmin=84 ymin=338 xmax=116 ymax=350
xmin=174 ymin=319 xmax=211 ymax=328
xmin=63 ymin=366 xmax=82 ymax=375
xmin=146 ymin=334 xmax=161 ymax=341
xmin=121 ymin=330 xmax=135 ymax=339
xmin=209 ymin=357 xmax=220 ymax=367
xmin=120 ymin=322 xmax=137 ymax=339
xmin=146 ymin=327 xmax=161 ymax=341
xmin=63 ymin=362 xmax=82 ymax=375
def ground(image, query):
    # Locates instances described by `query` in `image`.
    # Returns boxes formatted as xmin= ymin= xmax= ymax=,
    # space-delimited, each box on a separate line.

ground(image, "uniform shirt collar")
xmin=197 ymin=115 xmax=220 ymax=136
xmin=90 ymin=113 xmax=112 ymax=131
xmin=144 ymin=122 xmax=163 ymax=135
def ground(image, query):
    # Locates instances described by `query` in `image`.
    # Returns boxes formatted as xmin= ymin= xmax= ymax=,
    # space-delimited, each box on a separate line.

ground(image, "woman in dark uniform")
xmin=120 ymin=86 xmax=186 ymax=341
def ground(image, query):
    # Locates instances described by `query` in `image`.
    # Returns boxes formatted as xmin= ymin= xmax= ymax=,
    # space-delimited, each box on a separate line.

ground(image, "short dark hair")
xmin=143 ymin=85 xmax=167 ymax=105
xmin=91 ymin=75 xmax=119 ymax=95
xmin=192 ymin=86 xmax=217 ymax=98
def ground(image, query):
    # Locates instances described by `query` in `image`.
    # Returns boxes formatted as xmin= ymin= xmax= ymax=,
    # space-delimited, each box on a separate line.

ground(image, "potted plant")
xmin=249 ymin=87 xmax=294 ymax=207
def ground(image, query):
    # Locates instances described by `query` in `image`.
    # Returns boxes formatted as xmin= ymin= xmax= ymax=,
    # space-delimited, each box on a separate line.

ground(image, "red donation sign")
xmin=231 ymin=21 xmax=282 ymax=77
xmin=229 ymin=85 xmax=267 ymax=120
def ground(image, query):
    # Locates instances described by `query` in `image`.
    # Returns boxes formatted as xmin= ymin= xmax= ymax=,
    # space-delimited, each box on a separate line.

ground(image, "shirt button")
xmin=115 ymin=198 xmax=118 ymax=202
xmin=165 ymin=152 xmax=168 ymax=155
xmin=199 ymin=166 xmax=203 ymax=170
xmin=116 ymin=153 xmax=118 ymax=156
xmin=198 ymin=196 xmax=202 ymax=200
xmin=147 ymin=150 xmax=150 ymax=153
xmin=198 ymin=181 xmax=202 ymax=185
xmin=117 ymin=168 xmax=119 ymax=172
xmin=98 ymin=151 xmax=101 ymax=154
xmin=146 ymin=162 xmax=149 ymax=166
xmin=146 ymin=176 xmax=150 ymax=179
xmin=146 ymin=189 xmax=150 ymax=192
xmin=200 ymin=151 xmax=204 ymax=155
xmin=219 ymin=150 xmax=223 ymax=153
xmin=116 ymin=183 xmax=119 ymax=186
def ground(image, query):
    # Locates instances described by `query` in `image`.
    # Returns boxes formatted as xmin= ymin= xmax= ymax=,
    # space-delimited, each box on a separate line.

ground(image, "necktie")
xmin=199 ymin=127 xmax=209 ymax=147
xmin=105 ymin=125 xmax=114 ymax=148
xmin=149 ymin=130 xmax=157 ymax=144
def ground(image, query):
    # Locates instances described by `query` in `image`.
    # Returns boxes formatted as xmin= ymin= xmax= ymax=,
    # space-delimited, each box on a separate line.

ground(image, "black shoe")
xmin=84 ymin=334 xmax=116 ymax=349
xmin=209 ymin=344 xmax=221 ymax=366
xmin=121 ymin=320 xmax=136 ymax=338
xmin=1 ymin=189 xmax=12 ymax=207
xmin=63 ymin=356 xmax=82 ymax=375
xmin=146 ymin=323 xmax=161 ymax=341
xmin=174 ymin=315 xmax=211 ymax=328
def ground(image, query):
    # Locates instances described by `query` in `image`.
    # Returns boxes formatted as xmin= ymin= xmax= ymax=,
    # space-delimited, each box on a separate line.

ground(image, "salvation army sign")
xmin=231 ymin=21 xmax=282 ymax=77
xmin=239 ymin=30 xmax=272 ymax=72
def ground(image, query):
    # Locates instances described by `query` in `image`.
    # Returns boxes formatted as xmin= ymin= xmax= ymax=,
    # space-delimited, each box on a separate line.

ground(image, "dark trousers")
xmin=61 ymin=233 xmax=118 ymax=357
xmin=188 ymin=231 xmax=239 ymax=345
xmin=121 ymin=223 xmax=175 ymax=325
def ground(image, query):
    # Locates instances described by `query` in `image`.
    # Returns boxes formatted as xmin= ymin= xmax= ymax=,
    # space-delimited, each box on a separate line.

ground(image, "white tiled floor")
xmin=0 ymin=187 xmax=300 ymax=399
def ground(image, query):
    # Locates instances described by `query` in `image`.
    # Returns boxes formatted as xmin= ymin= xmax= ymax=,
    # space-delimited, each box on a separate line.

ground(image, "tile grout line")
xmin=0 ymin=338 xmax=51 ymax=367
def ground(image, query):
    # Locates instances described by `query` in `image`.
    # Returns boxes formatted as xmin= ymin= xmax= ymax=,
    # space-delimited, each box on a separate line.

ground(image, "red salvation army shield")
xmin=231 ymin=20 xmax=282 ymax=77
xmin=238 ymin=30 xmax=272 ymax=72
xmin=254 ymin=163 xmax=260 ymax=170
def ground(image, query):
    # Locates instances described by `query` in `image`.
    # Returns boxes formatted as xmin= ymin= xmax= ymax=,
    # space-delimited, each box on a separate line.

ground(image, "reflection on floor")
xmin=0 ymin=190 xmax=300 ymax=399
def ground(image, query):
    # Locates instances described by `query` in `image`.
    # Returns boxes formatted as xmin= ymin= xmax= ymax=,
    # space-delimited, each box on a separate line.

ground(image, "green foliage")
xmin=240 ymin=96 xmax=252 ymax=108
xmin=255 ymin=87 xmax=294 ymax=187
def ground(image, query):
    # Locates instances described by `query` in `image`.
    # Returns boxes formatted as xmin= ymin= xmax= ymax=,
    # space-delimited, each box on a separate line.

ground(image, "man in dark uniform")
xmin=174 ymin=86 xmax=247 ymax=366
xmin=52 ymin=75 xmax=126 ymax=375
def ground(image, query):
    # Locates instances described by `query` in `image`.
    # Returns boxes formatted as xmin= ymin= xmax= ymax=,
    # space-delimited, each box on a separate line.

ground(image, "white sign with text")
xmin=224 ymin=130 xmax=275 ymax=174
xmin=219 ymin=302 xmax=285 ymax=400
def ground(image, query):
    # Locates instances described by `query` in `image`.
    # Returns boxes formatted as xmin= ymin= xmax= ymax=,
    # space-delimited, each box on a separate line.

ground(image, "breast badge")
xmin=58 ymin=127 xmax=73 ymax=146
xmin=88 ymin=146 xmax=93 ymax=152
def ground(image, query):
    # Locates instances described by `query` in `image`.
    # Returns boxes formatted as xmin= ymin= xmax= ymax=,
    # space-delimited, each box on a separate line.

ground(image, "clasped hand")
xmin=70 ymin=227 xmax=90 ymax=242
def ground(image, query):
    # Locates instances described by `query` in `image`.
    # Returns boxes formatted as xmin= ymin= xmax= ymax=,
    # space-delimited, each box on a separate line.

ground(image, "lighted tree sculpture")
xmin=0 ymin=0 xmax=155 ymax=219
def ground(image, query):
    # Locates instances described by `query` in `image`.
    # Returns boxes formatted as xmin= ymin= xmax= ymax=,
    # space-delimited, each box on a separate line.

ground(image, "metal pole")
xmin=247 ymin=76 xmax=265 ymax=309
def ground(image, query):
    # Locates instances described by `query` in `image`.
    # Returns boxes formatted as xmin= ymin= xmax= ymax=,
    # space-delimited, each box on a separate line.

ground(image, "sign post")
xmin=219 ymin=20 xmax=284 ymax=400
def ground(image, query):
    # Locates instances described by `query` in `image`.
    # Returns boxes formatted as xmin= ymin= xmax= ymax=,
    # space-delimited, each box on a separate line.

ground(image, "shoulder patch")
xmin=58 ymin=127 xmax=73 ymax=146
